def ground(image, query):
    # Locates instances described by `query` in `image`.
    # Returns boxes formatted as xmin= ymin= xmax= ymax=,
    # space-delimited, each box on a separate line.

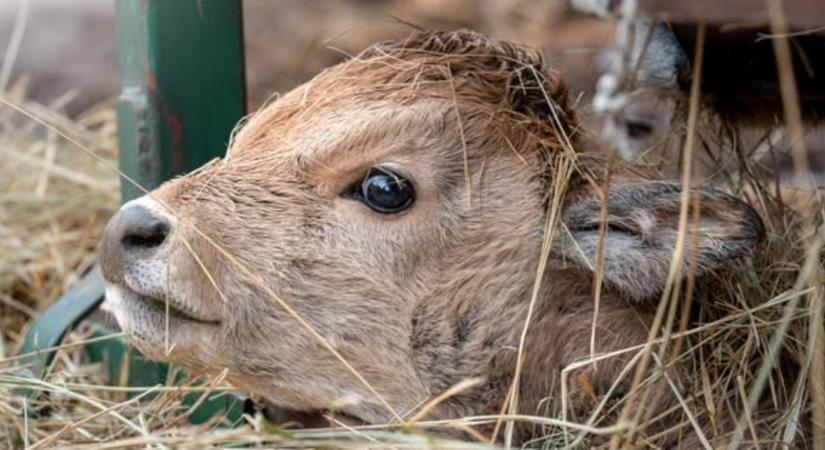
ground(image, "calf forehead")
xmin=230 ymin=94 xmax=473 ymax=182
xmin=294 ymin=100 xmax=452 ymax=165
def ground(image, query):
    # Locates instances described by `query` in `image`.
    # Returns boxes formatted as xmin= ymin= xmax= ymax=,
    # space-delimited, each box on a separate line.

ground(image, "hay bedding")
xmin=0 ymin=107 xmax=819 ymax=449
xmin=0 ymin=27 xmax=823 ymax=450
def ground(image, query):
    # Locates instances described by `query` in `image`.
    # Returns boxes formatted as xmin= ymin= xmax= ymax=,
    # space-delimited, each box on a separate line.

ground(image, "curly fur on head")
xmin=361 ymin=29 xmax=574 ymax=119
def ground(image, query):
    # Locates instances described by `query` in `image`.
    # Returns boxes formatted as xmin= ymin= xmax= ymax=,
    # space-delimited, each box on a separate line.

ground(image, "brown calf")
xmin=99 ymin=30 xmax=765 ymax=446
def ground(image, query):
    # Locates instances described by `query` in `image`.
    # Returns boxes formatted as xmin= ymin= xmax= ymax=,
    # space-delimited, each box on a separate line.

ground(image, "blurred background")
xmin=0 ymin=0 xmax=613 ymax=114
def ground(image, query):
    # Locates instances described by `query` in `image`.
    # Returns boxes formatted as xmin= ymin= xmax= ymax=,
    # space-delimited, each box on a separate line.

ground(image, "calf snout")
xmin=99 ymin=198 xmax=175 ymax=290
xmin=115 ymin=205 xmax=170 ymax=251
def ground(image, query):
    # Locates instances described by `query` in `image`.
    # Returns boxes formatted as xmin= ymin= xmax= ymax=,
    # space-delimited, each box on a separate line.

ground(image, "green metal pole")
xmin=113 ymin=0 xmax=250 ymax=422
xmin=116 ymin=0 xmax=247 ymax=201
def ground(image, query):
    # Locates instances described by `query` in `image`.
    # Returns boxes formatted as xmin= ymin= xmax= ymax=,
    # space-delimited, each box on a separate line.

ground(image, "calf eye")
xmin=345 ymin=168 xmax=415 ymax=214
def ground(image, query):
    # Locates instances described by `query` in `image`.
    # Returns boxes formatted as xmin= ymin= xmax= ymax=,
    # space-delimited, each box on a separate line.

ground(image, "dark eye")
xmin=346 ymin=168 xmax=415 ymax=214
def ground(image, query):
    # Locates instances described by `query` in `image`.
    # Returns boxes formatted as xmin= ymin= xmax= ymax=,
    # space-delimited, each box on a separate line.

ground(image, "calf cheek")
xmin=199 ymin=214 xmax=336 ymax=366
xmin=223 ymin=292 xmax=313 ymax=375
xmin=240 ymin=224 xmax=416 ymax=362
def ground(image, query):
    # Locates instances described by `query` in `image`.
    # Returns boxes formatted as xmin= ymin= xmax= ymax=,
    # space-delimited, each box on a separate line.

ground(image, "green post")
xmin=116 ymin=0 xmax=247 ymax=201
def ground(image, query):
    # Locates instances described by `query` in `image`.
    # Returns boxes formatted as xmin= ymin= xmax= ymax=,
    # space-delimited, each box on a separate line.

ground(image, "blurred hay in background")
xmin=0 ymin=93 xmax=120 ymax=447
xmin=0 ymin=89 xmax=118 ymax=354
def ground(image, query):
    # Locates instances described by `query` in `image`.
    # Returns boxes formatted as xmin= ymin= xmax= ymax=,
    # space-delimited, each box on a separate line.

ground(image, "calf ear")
xmin=558 ymin=181 xmax=765 ymax=301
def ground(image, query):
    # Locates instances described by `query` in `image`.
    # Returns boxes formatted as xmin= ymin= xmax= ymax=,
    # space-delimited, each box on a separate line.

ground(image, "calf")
xmin=99 ymin=30 xmax=765 ymax=446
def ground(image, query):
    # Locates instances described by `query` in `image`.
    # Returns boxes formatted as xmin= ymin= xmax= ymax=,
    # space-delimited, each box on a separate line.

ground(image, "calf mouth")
xmin=131 ymin=292 xmax=221 ymax=325
xmin=105 ymin=284 xmax=221 ymax=326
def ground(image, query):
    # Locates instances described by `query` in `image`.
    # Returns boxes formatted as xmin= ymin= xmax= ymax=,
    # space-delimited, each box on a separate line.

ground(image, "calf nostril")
xmin=119 ymin=206 xmax=170 ymax=250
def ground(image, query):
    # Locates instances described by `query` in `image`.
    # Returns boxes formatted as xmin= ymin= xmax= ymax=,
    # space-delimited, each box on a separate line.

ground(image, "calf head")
xmin=99 ymin=30 xmax=764 ymax=433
